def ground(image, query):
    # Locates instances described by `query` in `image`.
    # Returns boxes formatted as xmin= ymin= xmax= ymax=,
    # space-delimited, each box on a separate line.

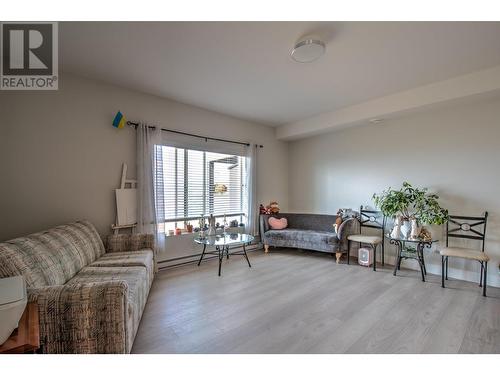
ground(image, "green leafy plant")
xmin=373 ymin=182 xmax=448 ymax=225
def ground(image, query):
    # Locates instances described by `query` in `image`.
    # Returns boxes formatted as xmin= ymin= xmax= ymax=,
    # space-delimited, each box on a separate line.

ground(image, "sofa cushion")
xmin=439 ymin=247 xmax=490 ymax=261
xmin=265 ymin=228 xmax=338 ymax=242
xmin=264 ymin=229 xmax=339 ymax=252
xmin=0 ymin=238 xmax=66 ymax=288
xmin=90 ymin=250 xmax=154 ymax=286
xmin=67 ymin=266 xmax=150 ymax=352
xmin=46 ymin=220 xmax=105 ymax=263
xmin=269 ymin=217 xmax=288 ymax=230
xmin=0 ymin=221 xmax=105 ymax=288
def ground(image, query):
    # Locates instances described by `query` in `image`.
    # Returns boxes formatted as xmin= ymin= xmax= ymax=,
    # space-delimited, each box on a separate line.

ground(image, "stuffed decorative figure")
xmin=266 ymin=201 xmax=280 ymax=215
xmin=419 ymin=227 xmax=432 ymax=241
xmin=260 ymin=201 xmax=280 ymax=215
xmin=333 ymin=209 xmax=344 ymax=234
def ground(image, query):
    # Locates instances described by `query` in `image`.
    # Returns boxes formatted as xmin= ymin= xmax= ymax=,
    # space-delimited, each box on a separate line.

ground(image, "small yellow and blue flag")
xmin=112 ymin=111 xmax=126 ymax=129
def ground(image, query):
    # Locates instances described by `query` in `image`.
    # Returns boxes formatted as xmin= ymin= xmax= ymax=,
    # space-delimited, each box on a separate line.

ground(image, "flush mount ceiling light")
xmin=291 ymin=39 xmax=326 ymax=63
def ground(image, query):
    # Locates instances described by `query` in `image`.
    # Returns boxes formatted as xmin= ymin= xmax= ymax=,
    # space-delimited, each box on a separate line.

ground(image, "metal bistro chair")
xmin=347 ymin=207 xmax=386 ymax=271
xmin=440 ymin=212 xmax=490 ymax=296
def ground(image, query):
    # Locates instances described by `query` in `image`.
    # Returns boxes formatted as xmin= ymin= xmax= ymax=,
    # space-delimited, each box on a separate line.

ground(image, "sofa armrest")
xmin=336 ymin=218 xmax=359 ymax=251
xmin=259 ymin=215 xmax=270 ymax=242
xmin=106 ymin=233 xmax=158 ymax=273
xmin=28 ymin=281 xmax=129 ymax=354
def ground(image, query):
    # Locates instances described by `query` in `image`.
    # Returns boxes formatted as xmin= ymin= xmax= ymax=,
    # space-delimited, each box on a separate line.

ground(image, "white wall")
xmin=0 ymin=73 xmax=289 ymax=261
xmin=2 ymin=72 xmax=498 ymax=283
xmin=288 ymin=96 xmax=500 ymax=287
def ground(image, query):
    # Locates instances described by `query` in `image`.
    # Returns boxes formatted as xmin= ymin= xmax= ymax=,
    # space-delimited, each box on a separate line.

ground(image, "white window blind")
xmin=154 ymin=145 xmax=248 ymax=232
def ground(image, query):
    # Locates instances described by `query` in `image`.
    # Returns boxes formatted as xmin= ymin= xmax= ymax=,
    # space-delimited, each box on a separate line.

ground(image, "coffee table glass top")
xmin=194 ymin=233 xmax=254 ymax=246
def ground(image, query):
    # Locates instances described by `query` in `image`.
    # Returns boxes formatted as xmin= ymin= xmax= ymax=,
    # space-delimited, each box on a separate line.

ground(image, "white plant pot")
xmin=0 ymin=276 xmax=27 ymax=345
xmin=410 ymin=219 xmax=420 ymax=239
xmin=400 ymin=220 xmax=411 ymax=239
xmin=390 ymin=216 xmax=402 ymax=238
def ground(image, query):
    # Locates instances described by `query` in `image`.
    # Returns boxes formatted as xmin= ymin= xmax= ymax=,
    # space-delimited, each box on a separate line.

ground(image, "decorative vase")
xmin=207 ymin=215 xmax=216 ymax=236
xmin=400 ymin=219 xmax=411 ymax=239
xmin=410 ymin=218 xmax=420 ymax=239
xmin=198 ymin=229 xmax=206 ymax=240
xmin=390 ymin=216 xmax=402 ymax=238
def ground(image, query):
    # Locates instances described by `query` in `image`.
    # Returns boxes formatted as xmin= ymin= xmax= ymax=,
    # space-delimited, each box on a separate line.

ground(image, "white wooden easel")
xmin=111 ymin=163 xmax=138 ymax=234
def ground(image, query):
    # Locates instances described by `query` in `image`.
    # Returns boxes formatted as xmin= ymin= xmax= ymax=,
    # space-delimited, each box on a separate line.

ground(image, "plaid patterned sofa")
xmin=0 ymin=220 xmax=156 ymax=354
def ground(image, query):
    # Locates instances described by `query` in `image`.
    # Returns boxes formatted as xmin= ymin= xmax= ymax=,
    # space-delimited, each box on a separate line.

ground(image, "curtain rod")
xmin=126 ymin=121 xmax=263 ymax=148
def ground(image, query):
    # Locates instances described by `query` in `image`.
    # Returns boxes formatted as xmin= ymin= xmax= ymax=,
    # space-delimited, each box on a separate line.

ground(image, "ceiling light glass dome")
xmin=291 ymin=39 xmax=326 ymax=63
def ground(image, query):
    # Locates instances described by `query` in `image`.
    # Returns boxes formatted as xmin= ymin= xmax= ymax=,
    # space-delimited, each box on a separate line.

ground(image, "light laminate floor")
xmin=132 ymin=249 xmax=500 ymax=354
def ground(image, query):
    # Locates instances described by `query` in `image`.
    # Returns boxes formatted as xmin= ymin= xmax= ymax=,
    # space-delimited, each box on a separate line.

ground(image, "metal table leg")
xmin=242 ymin=243 xmax=252 ymax=268
xmin=416 ymin=243 xmax=426 ymax=281
xmin=392 ymin=239 xmax=402 ymax=276
xmin=197 ymin=244 xmax=206 ymax=266
xmin=217 ymin=245 xmax=222 ymax=276
xmin=416 ymin=243 xmax=426 ymax=282
xmin=392 ymin=239 xmax=430 ymax=282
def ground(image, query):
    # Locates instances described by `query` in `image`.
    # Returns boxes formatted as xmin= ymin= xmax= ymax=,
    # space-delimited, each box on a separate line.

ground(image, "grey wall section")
xmin=288 ymin=96 xmax=500 ymax=287
xmin=0 ymin=73 xmax=289 ymax=247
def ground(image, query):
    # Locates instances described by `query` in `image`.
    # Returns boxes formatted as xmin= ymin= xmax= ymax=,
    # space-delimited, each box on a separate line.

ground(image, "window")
xmin=154 ymin=145 xmax=248 ymax=233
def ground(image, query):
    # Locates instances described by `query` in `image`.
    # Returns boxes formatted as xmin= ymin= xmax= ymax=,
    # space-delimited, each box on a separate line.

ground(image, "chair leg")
xmin=445 ymin=256 xmax=448 ymax=280
xmin=479 ymin=262 xmax=483 ymax=287
xmin=441 ymin=256 xmax=445 ymax=288
xmin=217 ymin=246 xmax=222 ymax=277
xmin=483 ymin=262 xmax=487 ymax=297
xmin=347 ymin=240 xmax=350 ymax=265
xmin=373 ymin=244 xmax=377 ymax=272
xmin=381 ymin=240 xmax=385 ymax=266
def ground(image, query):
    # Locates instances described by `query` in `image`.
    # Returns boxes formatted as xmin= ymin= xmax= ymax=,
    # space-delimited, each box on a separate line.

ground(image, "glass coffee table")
xmin=195 ymin=233 xmax=254 ymax=276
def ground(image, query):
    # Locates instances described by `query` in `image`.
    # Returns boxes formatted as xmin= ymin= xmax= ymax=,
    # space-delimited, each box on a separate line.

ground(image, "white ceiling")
xmin=60 ymin=22 xmax=500 ymax=126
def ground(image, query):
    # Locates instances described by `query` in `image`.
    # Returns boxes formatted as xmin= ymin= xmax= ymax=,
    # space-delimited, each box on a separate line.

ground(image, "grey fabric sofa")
xmin=0 ymin=220 xmax=155 ymax=354
xmin=259 ymin=213 xmax=356 ymax=263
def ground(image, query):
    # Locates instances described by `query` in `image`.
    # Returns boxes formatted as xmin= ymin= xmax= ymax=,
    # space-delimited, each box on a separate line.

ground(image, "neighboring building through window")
xmin=154 ymin=145 xmax=248 ymax=233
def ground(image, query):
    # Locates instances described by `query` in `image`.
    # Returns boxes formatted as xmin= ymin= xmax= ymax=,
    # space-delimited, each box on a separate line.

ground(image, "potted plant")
xmin=373 ymin=182 xmax=448 ymax=239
